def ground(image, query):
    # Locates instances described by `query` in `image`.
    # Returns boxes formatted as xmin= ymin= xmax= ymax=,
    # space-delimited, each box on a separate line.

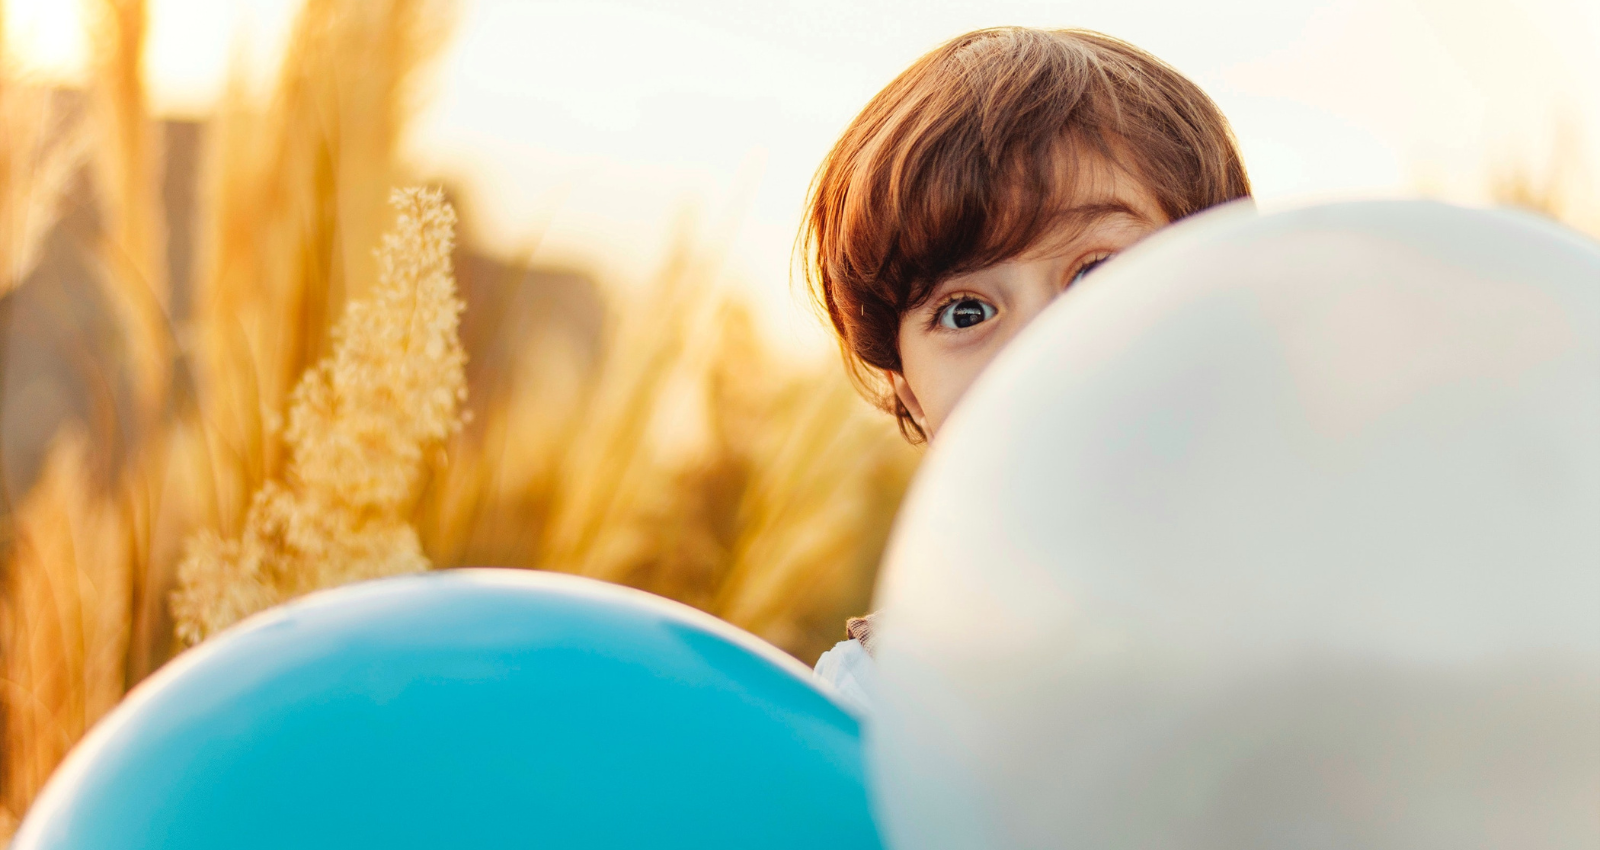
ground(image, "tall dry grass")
xmin=0 ymin=0 xmax=456 ymax=828
xmin=0 ymin=0 xmax=915 ymax=830
xmin=0 ymin=18 xmax=87 ymax=302
xmin=0 ymin=432 xmax=129 ymax=832
xmin=528 ymin=253 xmax=914 ymax=656
xmin=0 ymin=8 xmax=116 ymax=834
xmin=87 ymin=0 xmax=168 ymax=423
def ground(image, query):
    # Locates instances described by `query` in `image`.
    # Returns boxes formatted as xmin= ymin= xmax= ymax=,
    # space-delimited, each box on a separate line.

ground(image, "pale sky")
xmin=7 ymin=0 xmax=1598 ymax=351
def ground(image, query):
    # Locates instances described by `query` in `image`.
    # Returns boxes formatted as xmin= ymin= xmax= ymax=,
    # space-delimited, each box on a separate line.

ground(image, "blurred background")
xmin=0 ymin=0 xmax=1594 ymax=833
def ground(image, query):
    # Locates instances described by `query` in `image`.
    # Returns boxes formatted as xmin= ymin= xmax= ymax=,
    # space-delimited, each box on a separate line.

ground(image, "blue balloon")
xmin=15 ymin=569 xmax=881 ymax=849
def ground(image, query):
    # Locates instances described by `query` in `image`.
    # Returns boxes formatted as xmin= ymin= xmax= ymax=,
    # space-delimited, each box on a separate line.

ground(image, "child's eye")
xmin=937 ymin=297 xmax=997 ymax=330
xmin=1069 ymin=255 xmax=1112 ymax=287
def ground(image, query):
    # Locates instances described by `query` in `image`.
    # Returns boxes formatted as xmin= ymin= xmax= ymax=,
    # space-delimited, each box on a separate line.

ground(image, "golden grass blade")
xmin=0 ymin=77 xmax=88 ymax=299
xmin=710 ymin=370 xmax=916 ymax=662
xmin=86 ymin=0 xmax=170 ymax=425
xmin=535 ymin=235 xmax=918 ymax=659
xmin=413 ymin=323 xmax=589 ymax=570
xmin=539 ymin=232 xmax=711 ymax=576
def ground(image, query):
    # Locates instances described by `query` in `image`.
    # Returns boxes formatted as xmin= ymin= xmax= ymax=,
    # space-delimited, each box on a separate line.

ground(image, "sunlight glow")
xmin=4 ymin=0 xmax=1596 ymax=351
xmin=3 ymin=0 xmax=88 ymax=79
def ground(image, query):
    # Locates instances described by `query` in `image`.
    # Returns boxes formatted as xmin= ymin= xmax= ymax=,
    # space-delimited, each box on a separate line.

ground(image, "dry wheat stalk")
xmin=538 ymin=233 xmax=703 ymax=569
xmin=86 ymin=0 xmax=169 ymax=424
xmin=171 ymin=188 xmax=465 ymax=643
xmin=413 ymin=324 xmax=588 ymax=570
xmin=0 ymin=432 xmax=131 ymax=827
xmin=0 ymin=42 xmax=102 ymax=840
xmin=539 ymin=233 xmax=747 ymax=597
xmin=712 ymin=370 xmax=916 ymax=661
xmin=533 ymin=229 xmax=917 ymax=659
xmin=0 ymin=80 xmax=87 ymax=300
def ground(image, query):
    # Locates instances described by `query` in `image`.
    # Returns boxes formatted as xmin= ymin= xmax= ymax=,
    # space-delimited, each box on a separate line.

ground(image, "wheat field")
xmin=0 ymin=0 xmax=919 ymax=831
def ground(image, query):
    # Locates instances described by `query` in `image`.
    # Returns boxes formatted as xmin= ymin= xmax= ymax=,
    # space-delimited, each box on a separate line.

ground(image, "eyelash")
xmin=926 ymin=292 xmax=984 ymax=331
xmin=925 ymin=252 xmax=1115 ymax=332
xmin=1069 ymin=253 xmax=1113 ymax=286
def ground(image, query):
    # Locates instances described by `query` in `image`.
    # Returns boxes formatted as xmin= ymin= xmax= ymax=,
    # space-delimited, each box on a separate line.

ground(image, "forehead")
xmin=878 ymin=131 xmax=1171 ymax=310
xmin=1010 ymin=142 xmax=1167 ymax=258
xmin=1070 ymin=148 xmax=1165 ymax=215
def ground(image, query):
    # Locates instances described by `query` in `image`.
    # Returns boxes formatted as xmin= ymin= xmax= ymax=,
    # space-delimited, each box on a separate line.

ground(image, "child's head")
xmin=803 ymin=27 xmax=1250 ymax=441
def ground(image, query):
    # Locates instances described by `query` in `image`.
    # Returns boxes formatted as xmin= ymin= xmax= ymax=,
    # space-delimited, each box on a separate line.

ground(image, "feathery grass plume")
xmin=191 ymin=0 xmax=452 ymax=536
xmin=0 ymin=431 xmax=131 ymax=828
xmin=172 ymin=188 xmax=465 ymax=644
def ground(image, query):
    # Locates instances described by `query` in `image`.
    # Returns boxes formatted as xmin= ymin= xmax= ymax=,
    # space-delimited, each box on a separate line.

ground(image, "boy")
xmin=804 ymin=27 xmax=1251 ymax=706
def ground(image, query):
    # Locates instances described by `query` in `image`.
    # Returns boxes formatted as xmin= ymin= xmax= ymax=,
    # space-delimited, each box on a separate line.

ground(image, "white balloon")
xmin=870 ymin=201 xmax=1600 ymax=850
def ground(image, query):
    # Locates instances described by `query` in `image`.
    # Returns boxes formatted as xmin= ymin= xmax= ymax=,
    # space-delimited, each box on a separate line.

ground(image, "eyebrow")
xmin=1010 ymin=200 xmax=1152 ymax=261
xmin=1051 ymin=201 xmax=1151 ymax=224
xmin=914 ymin=199 xmax=1155 ymax=304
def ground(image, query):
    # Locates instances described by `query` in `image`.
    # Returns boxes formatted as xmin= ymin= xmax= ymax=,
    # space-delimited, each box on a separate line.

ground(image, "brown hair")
xmin=801 ymin=27 xmax=1251 ymax=441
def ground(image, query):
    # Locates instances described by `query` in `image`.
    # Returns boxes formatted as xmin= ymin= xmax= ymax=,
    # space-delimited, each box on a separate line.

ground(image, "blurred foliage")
xmin=1485 ymin=118 xmax=1598 ymax=236
xmin=0 ymin=0 xmax=916 ymax=831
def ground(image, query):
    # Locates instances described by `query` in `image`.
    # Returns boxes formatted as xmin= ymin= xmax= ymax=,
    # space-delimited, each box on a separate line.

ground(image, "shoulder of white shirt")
xmin=813 ymin=638 xmax=877 ymax=717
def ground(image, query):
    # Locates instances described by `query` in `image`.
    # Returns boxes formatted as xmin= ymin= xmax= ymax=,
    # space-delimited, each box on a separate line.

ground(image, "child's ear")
xmin=889 ymin=371 xmax=929 ymax=435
